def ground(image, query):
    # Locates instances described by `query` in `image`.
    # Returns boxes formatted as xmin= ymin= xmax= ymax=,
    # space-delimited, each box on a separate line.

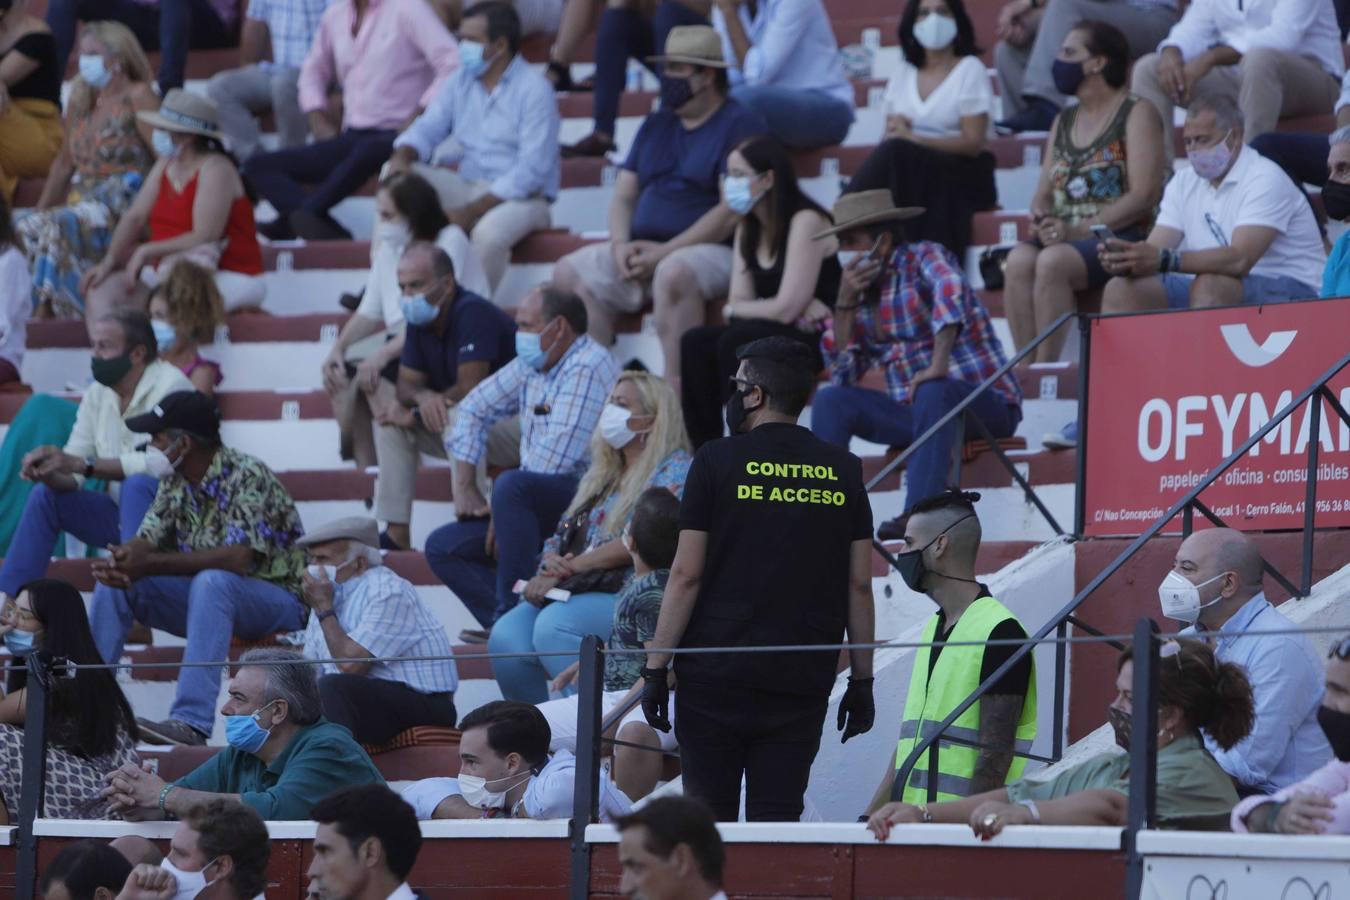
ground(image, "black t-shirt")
xmin=399 ymin=288 xmax=517 ymax=393
xmin=674 ymin=422 xmax=873 ymax=698
xmin=927 ymin=602 xmax=1033 ymax=698
xmin=5 ymin=33 xmax=61 ymax=106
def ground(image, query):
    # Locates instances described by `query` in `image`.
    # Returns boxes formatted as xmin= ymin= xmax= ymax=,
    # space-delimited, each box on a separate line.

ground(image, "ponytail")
xmin=1118 ymin=638 xmax=1256 ymax=750
xmin=1200 ymin=660 xmax=1255 ymax=751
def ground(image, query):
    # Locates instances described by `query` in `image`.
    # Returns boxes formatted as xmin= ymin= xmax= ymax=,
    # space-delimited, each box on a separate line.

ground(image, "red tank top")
xmin=148 ymin=166 xmax=263 ymax=275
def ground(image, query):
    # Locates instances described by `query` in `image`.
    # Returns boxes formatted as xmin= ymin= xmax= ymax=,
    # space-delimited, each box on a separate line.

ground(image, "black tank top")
xmin=747 ymin=246 xmax=843 ymax=307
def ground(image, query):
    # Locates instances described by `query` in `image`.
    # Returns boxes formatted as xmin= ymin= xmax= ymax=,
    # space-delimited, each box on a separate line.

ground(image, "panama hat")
xmin=647 ymin=25 xmax=728 ymax=68
xmin=296 ymin=516 xmax=381 ymax=550
xmin=814 ymin=190 xmax=926 ymax=239
xmin=136 ymin=88 xmax=222 ymax=139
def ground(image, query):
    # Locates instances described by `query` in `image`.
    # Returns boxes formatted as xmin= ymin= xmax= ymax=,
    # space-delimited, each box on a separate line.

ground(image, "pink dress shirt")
xmin=1231 ymin=759 xmax=1350 ymax=834
xmin=298 ymin=0 xmax=459 ymax=131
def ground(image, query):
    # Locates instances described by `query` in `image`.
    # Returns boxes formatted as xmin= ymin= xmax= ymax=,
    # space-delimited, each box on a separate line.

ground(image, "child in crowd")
xmin=146 ymin=259 xmax=225 ymax=394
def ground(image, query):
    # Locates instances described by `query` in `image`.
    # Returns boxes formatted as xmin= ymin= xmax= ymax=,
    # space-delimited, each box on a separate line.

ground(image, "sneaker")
xmin=137 ymin=717 xmax=207 ymax=746
xmin=458 ymin=628 xmax=490 ymax=644
xmin=561 ymin=133 xmax=616 ymax=159
xmin=876 ymin=513 xmax=909 ymax=542
xmin=378 ymin=530 xmax=406 ymax=551
xmin=339 ymin=290 xmax=363 ymax=312
xmin=1042 ymin=420 xmax=1078 ymax=450
xmin=257 ymin=216 xmax=297 ymax=242
xmin=291 ymin=209 xmax=352 ymax=241
xmin=995 ymin=97 xmax=1059 ymax=133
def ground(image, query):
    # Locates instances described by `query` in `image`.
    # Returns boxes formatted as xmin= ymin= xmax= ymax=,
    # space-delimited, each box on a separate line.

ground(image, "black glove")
xmin=837 ymin=676 xmax=875 ymax=743
xmin=640 ymin=666 xmax=671 ymax=733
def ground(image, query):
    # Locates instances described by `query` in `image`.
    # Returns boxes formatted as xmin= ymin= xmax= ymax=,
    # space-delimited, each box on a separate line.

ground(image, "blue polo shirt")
xmin=623 ymin=98 xmax=766 ymax=242
xmin=400 ymin=287 xmax=517 ymax=392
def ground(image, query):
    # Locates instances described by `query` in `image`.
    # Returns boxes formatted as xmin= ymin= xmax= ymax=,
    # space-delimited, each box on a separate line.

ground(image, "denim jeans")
xmin=89 ymin=570 xmax=306 ymax=735
xmin=729 ymin=85 xmax=855 ymax=150
xmin=488 ymin=590 xmax=618 ymax=703
xmin=1250 ymin=132 xmax=1331 ymax=190
xmin=424 ymin=470 xmax=578 ymax=628
xmin=592 ymin=0 xmax=708 ymax=136
xmin=1162 ymin=273 xmax=1321 ymax=309
xmin=0 ymin=474 xmax=159 ymax=597
xmin=811 ymin=379 xmax=1020 ymax=512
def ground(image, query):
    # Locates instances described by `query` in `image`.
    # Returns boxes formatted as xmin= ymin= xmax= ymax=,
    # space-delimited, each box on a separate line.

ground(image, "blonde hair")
xmin=565 ymin=372 xmax=691 ymax=538
xmin=68 ymin=21 xmax=156 ymax=115
xmin=151 ymin=260 xmax=225 ymax=345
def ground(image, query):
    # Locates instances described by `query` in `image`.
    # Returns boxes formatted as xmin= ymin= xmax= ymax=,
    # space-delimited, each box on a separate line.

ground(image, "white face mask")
xmin=306 ymin=557 xmax=356 ymax=584
xmin=837 ymin=250 xmax=864 ymax=268
xmin=160 ymin=857 xmax=218 ymax=900
xmin=373 ymin=219 xmax=410 ymax=249
xmin=1157 ymin=570 xmax=1227 ymax=623
xmin=912 ymin=12 xmax=958 ymax=50
xmin=145 ymin=439 xmax=185 ymax=480
xmin=457 ymin=770 xmax=532 ymax=809
xmin=598 ymin=402 xmax=641 ymax=449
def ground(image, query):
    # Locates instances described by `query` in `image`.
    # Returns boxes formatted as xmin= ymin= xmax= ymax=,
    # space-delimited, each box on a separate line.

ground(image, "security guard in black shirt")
xmin=641 ymin=337 xmax=877 ymax=821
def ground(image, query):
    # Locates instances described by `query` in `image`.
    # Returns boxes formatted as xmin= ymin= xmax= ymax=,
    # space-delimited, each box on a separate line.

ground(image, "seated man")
xmin=1099 ymin=95 xmax=1325 ymax=311
xmin=88 ymin=391 xmax=309 ymax=747
xmin=551 ymin=25 xmax=765 ymax=371
xmin=247 ymin=0 xmax=459 ymax=240
xmin=429 ymin=286 xmax=618 ymax=633
xmin=207 ymin=0 xmax=333 ymax=160
xmin=1131 ymin=0 xmax=1343 ymax=165
xmin=40 ymin=840 xmax=132 ymax=900
xmin=810 ymin=190 xmax=1022 ymax=529
xmin=1321 ymin=127 xmax=1350 ymax=298
xmin=710 ymin=0 xmax=854 ymax=150
xmin=615 ymin=796 xmax=726 ymax=900
xmin=374 ymin=242 xmax=519 ymax=551
xmin=1165 ymin=528 xmax=1331 ymax=793
xmin=298 ymin=515 xmax=459 ymax=746
xmin=47 ymin=0 xmax=236 ymax=92
xmin=115 ymin=799 xmax=269 ymax=900
xmin=1249 ymin=71 xmax=1350 ymax=199
xmin=104 ymin=648 xmax=385 ymax=820
xmin=401 ymin=700 xmax=632 ymax=819
xmin=309 ymin=785 xmax=423 ymax=900
xmin=0 ymin=311 xmax=191 ymax=604
xmin=388 ymin=1 xmax=560 ymax=295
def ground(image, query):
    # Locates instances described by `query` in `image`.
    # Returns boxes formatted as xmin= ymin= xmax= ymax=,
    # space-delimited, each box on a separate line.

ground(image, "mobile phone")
xmin=1090 ymin=224 xmax=1115 ymax=244
xmin=865 ymin=233 xmax=886 ymax=261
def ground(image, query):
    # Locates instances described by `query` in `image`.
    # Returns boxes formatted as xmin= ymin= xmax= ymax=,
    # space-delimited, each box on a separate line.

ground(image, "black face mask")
xmin=894 ymin=513 xmax=976 ymax=594
xmin=1108 ymin=706 xmax=1131 ymax=751
xmin=658 ymin=73 xmax=697 ymax=111
xmin=724 ymin=385 xmax=760 ymax=435
xmin=91 ymin=353 xmax=133 ymax=388
xmin=1318 ymin=705 xmax=1350 ymax=761
xmin=1322 ymin=180 xmax=1350 ymax=222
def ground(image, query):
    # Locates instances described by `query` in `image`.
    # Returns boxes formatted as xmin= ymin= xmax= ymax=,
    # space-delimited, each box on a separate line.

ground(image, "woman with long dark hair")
xmin=0 ymin=578 xmax=139 ymax=822
xmin=678 ymin=135 xmax=839 ymax=447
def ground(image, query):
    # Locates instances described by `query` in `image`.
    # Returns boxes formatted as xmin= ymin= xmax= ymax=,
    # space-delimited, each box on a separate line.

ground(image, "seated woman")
xmin=0 ymin=195 xmax=29 ymax=387
xmin=845 ymin=0 xmax=996 ymax=259
xmin=322 ymin=172 xmax=489 ymax=469
xmin=679 ymin=135 xmax=837 ymax=448
xmin=868 ymin=638 xmax=1255 ymax=839
xmin=80 ymin=89 xmax=265 ymax=334
xmin=15 ymin=21 xmax=156 ymax=320
xmin=147 ymin=259 xmax=226 ymax=395
xmin=1003 ymin=21 xmax=1163 ymax=367
xmin=1233 ymin=637 xmax=1350 ymax=835
xmin=480 ymin=372 xmax=691 ymax=704
xmin=0 ymin=578 xmax=140 ymax=822
xmin=0 ymin=0 xmax=63 ymax=204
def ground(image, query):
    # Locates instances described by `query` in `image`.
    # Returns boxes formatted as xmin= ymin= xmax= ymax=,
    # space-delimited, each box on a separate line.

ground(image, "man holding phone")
xmin=809 ymin=191 xmax=1023 ymax=537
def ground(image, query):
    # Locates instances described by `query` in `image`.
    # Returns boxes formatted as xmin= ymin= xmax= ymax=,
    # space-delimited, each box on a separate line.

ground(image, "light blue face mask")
xmin=401 ymin=293 xmax=440 ymax=326
xmin=79 ymin=53 xmax=112 ymax=88
xmin=224 ymin=700 xmax=277 ymax=754
xmin=459 ymin=39 xmax=492 ymax=78
xmin=722 ymin=175 xmax=760 ymax=215
xmin=152 ymin=129 xmax=177 ymax=158
xmin=515 ymin=329 xmax=549 ymax=371
xmin=151 ymin=318 xmax=177 ymax=352
xmin=3 ymin=629 xmax=36 ymax=655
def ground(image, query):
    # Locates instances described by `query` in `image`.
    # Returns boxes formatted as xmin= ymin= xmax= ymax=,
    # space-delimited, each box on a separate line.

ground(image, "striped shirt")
xmin=246 ymin=0 xmax=334 ymax=70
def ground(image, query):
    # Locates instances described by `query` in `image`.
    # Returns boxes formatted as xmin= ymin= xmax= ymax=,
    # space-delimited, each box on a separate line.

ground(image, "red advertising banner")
xmin=1082 ymin=299 xmax=1350 ymax=536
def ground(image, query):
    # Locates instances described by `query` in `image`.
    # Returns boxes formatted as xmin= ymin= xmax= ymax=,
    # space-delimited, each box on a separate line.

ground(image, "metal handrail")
xmin=892 ymin=351 xmax=1350 ymax=802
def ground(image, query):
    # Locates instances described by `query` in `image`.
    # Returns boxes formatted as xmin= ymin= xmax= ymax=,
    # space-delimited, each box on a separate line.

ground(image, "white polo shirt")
xmin=400 ymin=750 xmax=633 ymax=821
xmin=1155 ymin=145 xmax=1326 ymax=290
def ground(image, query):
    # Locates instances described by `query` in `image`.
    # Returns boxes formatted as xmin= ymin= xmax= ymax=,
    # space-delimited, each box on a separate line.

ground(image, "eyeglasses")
xmin=1 ymin=601 xmax=36 ymax=626
xmin=1332 ymin=636 xmax=1350 ymax=660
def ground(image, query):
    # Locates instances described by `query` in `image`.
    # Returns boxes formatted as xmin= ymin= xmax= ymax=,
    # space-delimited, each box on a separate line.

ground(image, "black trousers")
xmin=675 ymin=682 xmax=829 ymax=821
xmin=318 ymin=673 xmax=456 ymax=746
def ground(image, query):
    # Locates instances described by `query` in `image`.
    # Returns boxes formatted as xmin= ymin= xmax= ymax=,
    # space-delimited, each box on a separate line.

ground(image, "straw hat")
xmin=647 ymin=25 xmax=728 ymax=68
xmin=136 ymin=88 xmax=222 ymax=139
xmin=814 ymin=190 xmax=925 ymax=239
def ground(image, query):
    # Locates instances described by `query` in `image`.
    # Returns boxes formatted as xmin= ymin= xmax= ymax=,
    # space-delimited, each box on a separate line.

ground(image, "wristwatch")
xmin=316 ymin=609 xmax=338 ymax=624
xmin=83 ymin=456 xmax=96 ymax=478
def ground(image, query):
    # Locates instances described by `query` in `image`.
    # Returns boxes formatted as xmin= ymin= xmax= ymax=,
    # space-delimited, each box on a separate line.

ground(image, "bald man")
xmin=1164 ymin=528 xmax=1330 ymax=793
xmin=868 ymin=489 xmax=1037 ymax=813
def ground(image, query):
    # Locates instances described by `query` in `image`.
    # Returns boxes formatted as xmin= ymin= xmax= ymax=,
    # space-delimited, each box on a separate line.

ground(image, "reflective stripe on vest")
xmin=894 ymin=596 xmax=1038 ymax=805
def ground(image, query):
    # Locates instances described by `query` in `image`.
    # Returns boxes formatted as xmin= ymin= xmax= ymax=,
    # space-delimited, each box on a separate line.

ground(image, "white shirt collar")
xmin=386 ymin=884 xmax=417 ymax=900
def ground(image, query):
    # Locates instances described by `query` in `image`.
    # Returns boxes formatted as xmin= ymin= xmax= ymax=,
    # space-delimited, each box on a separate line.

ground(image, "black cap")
xmin=126 ymin=391 xmax=221 ymax=441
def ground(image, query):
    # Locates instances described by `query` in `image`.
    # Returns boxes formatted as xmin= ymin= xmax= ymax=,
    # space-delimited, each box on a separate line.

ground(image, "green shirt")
xmin=173 ymin=720 xmax=385 ymax=820
xmin=138 ymin=446 xmax=306 ymax=597
xmin=1007 ymin=733 xmax=1238 ymax=829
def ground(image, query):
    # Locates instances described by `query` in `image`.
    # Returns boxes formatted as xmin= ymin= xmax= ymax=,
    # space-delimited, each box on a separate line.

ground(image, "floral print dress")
xmin=1048 ymin=95 xmax=1149 ymax=231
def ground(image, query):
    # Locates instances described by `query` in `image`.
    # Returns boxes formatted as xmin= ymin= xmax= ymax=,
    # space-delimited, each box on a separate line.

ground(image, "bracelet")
xmin=1266 ymin=800 xmax=1286 ymax=834
xmin=917 ymin=803 xmax=933 ymax=823
xmin=158 ymin=783 xmax=176 ymax=815
xmin=1017 ymin=799 xmax=1041 ymax=825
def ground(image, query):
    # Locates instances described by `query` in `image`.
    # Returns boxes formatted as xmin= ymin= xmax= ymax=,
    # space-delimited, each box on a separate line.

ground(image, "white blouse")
xmin=356 ymin=224 xmax=492 ymax=327
xmin=881 ymin=55 xmax=993 ymax=140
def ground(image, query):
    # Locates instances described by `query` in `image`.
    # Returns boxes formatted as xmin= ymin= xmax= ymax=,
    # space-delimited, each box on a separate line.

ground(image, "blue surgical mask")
xmin=515 ymin=330 xmax=548 ymax=371
xmin=79 ymin=54 xmax=112 ymax=88
xmin=722 ymin=175 xmax=759 ymax=215
xmin=400 ymin=293 xmax=440 ymax=326
xmin=224 ymin=701 xmax=277 ymax=754
xmin=151 ymin=318 xmax=178 ymax=352
xmin=152 ymin=129 xmax=177 ymax=158
xmin=459 ymin=40 xmax=491 ymax=79
xmin=3 ymin=629 xmax=36 ymax=655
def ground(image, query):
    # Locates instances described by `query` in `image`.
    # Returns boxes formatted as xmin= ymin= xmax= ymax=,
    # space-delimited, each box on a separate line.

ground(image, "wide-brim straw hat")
xmin=136 ymin=88 xmax=222 ymax=139
xmin=647 ymin=25 xmax=728 ymax=68
xmin=814 ymin=190 xmax=926 ymax=239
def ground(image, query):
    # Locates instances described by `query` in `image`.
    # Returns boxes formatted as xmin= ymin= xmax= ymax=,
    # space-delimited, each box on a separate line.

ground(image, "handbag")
xmin=551 ymin=488 xmax=631 ymax=596
xmin=978 ymin=246 xmax=1013 ymax=291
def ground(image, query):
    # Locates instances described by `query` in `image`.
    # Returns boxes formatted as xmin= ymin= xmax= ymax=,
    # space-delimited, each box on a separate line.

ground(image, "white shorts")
xmin=538 ymin=689 xmax=679 ymax=755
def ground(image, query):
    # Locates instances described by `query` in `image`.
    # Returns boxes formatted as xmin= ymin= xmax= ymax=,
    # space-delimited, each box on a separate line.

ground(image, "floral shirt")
xmin=1048 ymin=94 xmax=1150 ymax=229
xmin=542 ymin=449 xmax=692 ymax=559
xmin=604 ymin=569 xmax=669 ymax=692
xmin=137 ymin=447 xmax=306 ymax=596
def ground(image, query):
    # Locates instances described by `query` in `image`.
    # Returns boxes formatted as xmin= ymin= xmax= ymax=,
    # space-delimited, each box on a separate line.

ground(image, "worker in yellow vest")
xmin=866 ymin=490 xmax=1037 ymax=814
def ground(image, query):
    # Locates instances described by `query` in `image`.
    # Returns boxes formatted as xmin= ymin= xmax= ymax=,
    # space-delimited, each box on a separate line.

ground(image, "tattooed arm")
xmin=971 ymin=693 xmax=1025 ymax=795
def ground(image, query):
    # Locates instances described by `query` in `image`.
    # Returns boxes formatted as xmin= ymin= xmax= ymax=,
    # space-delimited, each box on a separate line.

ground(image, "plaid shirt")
xmin=302 ymin=565 xmax=457 ymax=694
xmin=246 ymin=0 xmax=334 ymax=69
xmin=449 ymin=335 xmax=619 ymax=476
xmin=821 ymin=242 xmax=1022 ymax=408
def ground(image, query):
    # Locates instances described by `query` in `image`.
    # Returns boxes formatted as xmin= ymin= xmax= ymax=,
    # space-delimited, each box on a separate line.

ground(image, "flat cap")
xmin=295 ymin=516 xmax=380 ymax=550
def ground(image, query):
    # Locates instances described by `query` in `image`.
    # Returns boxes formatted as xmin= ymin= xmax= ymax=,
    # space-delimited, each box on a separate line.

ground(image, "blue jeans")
xmin=424 ymin=470 xmax=579 ymax=628
xmin=1162 ymin=273 xmax=1321 ymax=309
xmin=488 ymin=590 xmax=617 ymax=703
xmin=0 ymin=474 xmax=159 ymax=597
xmin=89 ymin=570 xmax=306 ymax=735
xmin=592 ymin=0 xmax=708 ymax=136
xmin=729 ymin=85 xmax=854 ymax=150
xmin=811 ymin=379 xmax=1021 ymax=512
xmin=45 ymin=0 xmax=233 ymax=92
